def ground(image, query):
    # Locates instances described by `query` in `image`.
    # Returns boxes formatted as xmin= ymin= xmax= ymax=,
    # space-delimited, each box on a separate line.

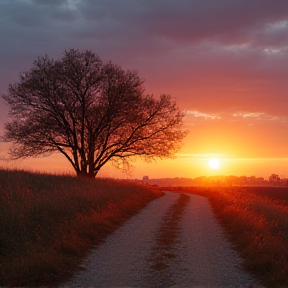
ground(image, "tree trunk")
xmin=77 ymin=170 xmax=95 ymax=179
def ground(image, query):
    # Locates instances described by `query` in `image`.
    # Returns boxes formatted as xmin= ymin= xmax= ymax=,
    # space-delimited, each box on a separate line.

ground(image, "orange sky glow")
xmin=0 ymin=1 xmax=287 ymax=180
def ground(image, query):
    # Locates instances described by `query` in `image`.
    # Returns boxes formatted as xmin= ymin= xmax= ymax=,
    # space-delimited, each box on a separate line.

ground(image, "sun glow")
xmin=208 ymin=159 xmax=221 ymax=170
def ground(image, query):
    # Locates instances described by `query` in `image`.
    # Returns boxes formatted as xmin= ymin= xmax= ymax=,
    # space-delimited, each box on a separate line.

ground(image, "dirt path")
xmin=60 ymin=192 xmax=259 ymax=288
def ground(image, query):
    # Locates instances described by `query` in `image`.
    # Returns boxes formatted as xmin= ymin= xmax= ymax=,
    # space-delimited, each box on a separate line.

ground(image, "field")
xmin=175 ymin=186 xmax=288 ymax=288
xmin=243 ymin=186 xmax=288 ymax=202
xmin=0 ymin=169 xmax=163 ymax=287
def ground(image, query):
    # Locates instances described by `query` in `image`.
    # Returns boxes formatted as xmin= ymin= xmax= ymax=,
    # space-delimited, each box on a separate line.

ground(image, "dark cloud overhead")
xmin=72 ymin=0 xmax=288 ymax=47
xmin=1 ymin=1 xmax=287 ymax=58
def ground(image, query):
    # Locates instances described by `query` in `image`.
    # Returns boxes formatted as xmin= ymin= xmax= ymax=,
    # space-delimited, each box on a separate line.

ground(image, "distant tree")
xmin=269 ymin=174 xmax=280 ymax=182
xmin=2 ymin=49 xmax=187 ymax=178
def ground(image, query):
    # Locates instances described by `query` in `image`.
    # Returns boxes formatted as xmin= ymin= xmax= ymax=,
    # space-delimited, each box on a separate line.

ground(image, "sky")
xmin=0 ymin=0 xmax=287 ymax=180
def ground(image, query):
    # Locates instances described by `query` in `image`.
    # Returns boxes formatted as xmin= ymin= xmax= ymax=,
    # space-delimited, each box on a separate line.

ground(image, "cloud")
xmin=232 ymin=112 xmax=288 ymax=123
xmin=73 ymin=0 xmax=288 ymax=52
xmin=2 ymin=0 xmax=288 ymax=59
xmin=185 ymin=110 xmax=221 ymax=120
xmin=183 ymin=109 xmax=288 ymax=127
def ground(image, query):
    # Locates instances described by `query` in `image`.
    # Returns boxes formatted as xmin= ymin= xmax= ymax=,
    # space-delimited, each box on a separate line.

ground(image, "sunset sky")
xmin=0 ymin=0 xmax=287 ymax=180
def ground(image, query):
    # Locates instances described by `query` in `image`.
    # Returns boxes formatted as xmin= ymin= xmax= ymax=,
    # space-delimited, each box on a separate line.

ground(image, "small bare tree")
xmin=2 ymin=49 xmax=187 ymax=178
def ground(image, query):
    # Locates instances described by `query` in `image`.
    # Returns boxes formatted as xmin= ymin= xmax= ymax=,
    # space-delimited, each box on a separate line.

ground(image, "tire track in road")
xmin=147 ymin=193 xmax=190 ymax=287
xmin=147 ymin=194 xmax=190 ymax=287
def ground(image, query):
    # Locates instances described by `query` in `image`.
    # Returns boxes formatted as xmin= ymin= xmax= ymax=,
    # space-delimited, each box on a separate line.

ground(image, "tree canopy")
xmin=2 ymin=49 xmax=187 ymax=178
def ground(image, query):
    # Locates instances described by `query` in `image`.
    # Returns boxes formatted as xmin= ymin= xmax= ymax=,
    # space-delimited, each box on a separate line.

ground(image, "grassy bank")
xmin=0 ymin=169 xmax=163 ymax=287
xmin=179 ymin=187 xmax=288 ymax=287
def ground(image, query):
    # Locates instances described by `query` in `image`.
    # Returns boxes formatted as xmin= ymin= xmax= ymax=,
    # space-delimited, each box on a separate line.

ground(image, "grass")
xmin=0 ymin=168 xmax=163 ymax=287
xmin=149 ymin=193 xmax=190 ymax=271
xmin=176 ymin=186 xmax=288 ymax=288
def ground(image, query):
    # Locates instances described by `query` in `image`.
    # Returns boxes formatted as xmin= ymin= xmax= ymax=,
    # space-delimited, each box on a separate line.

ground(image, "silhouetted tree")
xmin=2 ymin=49 xmax=187 ymax=178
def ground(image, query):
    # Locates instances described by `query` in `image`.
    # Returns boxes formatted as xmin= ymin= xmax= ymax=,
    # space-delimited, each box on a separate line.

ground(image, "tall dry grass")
xmin=0 ymin=169 xmax=163 ymax=286
xmin=182 ymin=187 xmax=288 ymax=288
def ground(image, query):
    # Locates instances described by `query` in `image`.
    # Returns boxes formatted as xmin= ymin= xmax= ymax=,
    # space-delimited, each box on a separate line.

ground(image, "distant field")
xmin=0 ymin=169 xmax=163 ymax=287
xmin=171 ymin=186 xmax=288 ymax=288
xmin=243 ymin=186 xmax=288 ymax=202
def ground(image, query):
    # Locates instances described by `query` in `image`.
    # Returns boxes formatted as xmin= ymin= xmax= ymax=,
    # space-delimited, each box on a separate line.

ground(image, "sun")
xmin=208 ymin=159 xmax=220 ymax=170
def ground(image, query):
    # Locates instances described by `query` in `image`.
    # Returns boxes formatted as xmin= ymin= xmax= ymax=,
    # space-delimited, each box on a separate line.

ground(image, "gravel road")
xmin=59 ymin=191 xmax=260 ymax=288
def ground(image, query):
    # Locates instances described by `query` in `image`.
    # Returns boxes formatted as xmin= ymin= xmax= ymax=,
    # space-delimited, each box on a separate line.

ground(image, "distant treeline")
xmin=140 ymin=175 xmax=288 ymax=187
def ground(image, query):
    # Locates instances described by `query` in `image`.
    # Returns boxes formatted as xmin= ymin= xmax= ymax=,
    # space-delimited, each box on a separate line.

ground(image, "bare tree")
xmin=2 ymin=49 xmax=187 ymax=178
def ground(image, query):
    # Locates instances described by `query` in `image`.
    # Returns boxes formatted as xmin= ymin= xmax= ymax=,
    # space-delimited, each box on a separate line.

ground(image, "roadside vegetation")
xmin=0 ymin=168 xmax=163 ymax=287
xmin=176 ymin=186 xmax=288 ymax=288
